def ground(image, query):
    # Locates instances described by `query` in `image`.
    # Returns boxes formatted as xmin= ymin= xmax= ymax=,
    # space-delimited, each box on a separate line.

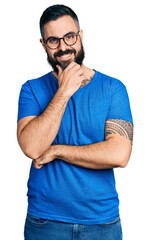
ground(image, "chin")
xmin=59 ymin=59 xmax=74 ymax=70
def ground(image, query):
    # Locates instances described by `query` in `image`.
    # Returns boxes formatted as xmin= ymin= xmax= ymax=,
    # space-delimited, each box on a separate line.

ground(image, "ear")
xmin=80 ymin=29 xmax=83 ymax=43
xmin=40 ymin=38 xmax=47 ymax=52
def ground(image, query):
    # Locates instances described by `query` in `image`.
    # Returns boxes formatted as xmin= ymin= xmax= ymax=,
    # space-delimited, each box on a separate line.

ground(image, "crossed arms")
xmin=17 ymin=63 xmax=133 ymax=169
xmin=34 ymin=119 xmax=133 ymax=169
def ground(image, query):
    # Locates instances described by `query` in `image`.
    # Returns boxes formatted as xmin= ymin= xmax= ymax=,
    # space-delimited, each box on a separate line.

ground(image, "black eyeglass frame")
xmin=43 ymin=31 xmax=80 ymax=50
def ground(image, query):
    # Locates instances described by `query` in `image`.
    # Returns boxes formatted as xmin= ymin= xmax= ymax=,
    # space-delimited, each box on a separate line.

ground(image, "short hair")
xmin=40 ymin=4 xmax=80 ymax=38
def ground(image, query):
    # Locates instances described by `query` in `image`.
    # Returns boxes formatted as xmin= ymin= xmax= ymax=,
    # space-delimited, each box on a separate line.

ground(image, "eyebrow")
xmin=64 ymin=31 xmax=76 ymax=37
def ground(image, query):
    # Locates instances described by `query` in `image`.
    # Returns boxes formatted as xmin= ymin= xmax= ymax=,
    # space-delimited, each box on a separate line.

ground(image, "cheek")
xmin=46 ymin=48 xmax=56 ymax=58
xmin=74 ymin=45 xmax=81 ymax=56
xmin=76 ymin=39 xmax=82 ymax=51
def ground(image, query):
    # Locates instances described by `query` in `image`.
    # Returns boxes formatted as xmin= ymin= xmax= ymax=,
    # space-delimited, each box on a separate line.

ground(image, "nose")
xmin=58 ymin=38 xmax=68 ymax=51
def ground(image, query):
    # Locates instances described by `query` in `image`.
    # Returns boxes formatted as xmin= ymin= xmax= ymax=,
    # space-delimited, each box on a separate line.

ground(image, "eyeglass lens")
xmin=47 ymin=33 xmax=78 ymax=49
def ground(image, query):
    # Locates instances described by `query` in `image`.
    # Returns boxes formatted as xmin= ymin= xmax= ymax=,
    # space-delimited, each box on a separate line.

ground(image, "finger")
xmin=33 ymin=160 xmax=43 ymax=169
xmin=36 ymin=156 xmax=45 ymax=165
xmin=36 ymin=153 xmax=50 ymax=165
xmin=65 ymin=62 xmax=80 ymax=72
xmin=75 ymin=67 xmax=84 ymax=76
xmin=56 ymin=65 xmax=63 ymax=76
xmin=36 ymin=164 xmax=43 ymax=169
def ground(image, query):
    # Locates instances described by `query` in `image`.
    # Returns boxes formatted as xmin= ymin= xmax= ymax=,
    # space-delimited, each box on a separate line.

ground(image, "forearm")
xmin=19 ymin=89 xmax=69 ymax=159
xmin=55 ymin=143 xmax=117 ymax=169
xmin=18 ymin=63 xmax=85 ymax=159
xmin=55 ymin=139 xmax=131 ymax=169
xmin=35 ymin=135 xmax=132 ymax=169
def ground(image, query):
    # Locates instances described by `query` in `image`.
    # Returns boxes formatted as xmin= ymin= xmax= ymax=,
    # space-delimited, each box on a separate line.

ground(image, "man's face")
xmin=41 ymin=15 xmax=85 ymax=73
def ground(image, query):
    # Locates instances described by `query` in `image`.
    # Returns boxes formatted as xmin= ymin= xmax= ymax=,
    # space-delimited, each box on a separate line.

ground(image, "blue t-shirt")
xmin=17 ymin=70 xmax=133 ymax=225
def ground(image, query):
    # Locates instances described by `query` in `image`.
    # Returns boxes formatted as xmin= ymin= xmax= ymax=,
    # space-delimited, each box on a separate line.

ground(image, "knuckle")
xmin=70 ymin=62 xmax=76 ymax=66
xmin=33 ymin=159 xmax=41 ymax=169
xmin=75 ymin=64 xmax=80 ymax=69
xmin=78 ymin=68 xmax=83 ymax=74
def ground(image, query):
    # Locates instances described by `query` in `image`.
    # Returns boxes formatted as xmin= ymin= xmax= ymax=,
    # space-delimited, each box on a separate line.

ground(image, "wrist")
xmin=51 ymin=144 xmax=61 ymax=159
xmin=57 ymin=86 xmax=73 ymax=99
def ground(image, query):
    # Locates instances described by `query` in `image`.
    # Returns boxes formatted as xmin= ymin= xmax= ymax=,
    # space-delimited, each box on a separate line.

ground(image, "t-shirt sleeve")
xmin=17 ymin=81 xmax=41 ymax=122
xmin=106 ymin=80 xmax=133 ymax=124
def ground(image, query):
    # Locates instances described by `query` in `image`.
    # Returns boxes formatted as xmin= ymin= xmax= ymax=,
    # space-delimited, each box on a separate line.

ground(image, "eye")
xmin=48 ymin=37 xmax=58 ymax=44
xmin=65 ymin=34 xmax=75 ymax=41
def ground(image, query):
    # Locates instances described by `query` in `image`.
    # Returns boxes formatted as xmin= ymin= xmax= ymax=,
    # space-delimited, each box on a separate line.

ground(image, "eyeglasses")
xmin=43 ymin=31 xmax=80 ymax=50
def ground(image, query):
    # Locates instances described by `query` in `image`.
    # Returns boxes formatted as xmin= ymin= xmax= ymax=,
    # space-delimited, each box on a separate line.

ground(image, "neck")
xmin=82 ymin=64 xmax=94 ymax=75
xmin=80 ymin=65 xmax=95 ymax=87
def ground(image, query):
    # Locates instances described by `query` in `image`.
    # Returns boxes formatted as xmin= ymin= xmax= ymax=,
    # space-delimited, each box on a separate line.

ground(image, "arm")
xmin=17 ymin=91 xmax=69 ymax=159
xmin=17 ymin=63 xmax=85 ymax=159
xmin=33 ymin=119 xmax=133 ymax=169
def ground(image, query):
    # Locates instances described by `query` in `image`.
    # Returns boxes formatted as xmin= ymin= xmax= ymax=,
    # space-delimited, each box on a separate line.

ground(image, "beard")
xmin=46 ymin=43 xmax=85 ymax=74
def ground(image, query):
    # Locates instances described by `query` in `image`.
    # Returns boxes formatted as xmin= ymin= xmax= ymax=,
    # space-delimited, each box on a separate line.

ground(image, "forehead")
xmin=44 ymin=15 xmax=79 ymax=38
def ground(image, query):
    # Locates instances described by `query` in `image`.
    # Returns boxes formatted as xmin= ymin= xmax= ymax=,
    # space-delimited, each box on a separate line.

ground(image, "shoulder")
xmin=22 ymin=72 xmax=51 ymax=88
xmin=95 ymin=70 xmax=126 ymax=95
xmin=96 ymin=70 xmax=125 ymax=86
xmin=20 ymin=72 xmax=58 ymax=96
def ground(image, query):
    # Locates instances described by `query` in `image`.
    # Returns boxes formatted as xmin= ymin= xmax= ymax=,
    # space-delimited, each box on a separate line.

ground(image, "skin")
xmin=17 ymin=15 xmax=133 ymax=169
xmin=40 ymin=16 xmax=83 ymax=68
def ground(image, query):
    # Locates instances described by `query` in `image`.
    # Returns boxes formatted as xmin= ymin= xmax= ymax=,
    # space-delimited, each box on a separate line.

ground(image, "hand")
xmin=33 ymin=145 xmax=57 ymax=169
xmin=54 ymin=63 xmax=85 ymax=98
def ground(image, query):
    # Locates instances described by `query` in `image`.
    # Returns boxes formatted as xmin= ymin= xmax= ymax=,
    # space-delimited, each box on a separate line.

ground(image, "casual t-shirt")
xmin=17 ymin=70 xmax=133 ymax=225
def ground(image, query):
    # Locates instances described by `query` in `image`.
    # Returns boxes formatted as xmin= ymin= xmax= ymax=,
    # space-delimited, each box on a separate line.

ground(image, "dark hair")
xmin=40 ymin=4 xmax=80 ymax=38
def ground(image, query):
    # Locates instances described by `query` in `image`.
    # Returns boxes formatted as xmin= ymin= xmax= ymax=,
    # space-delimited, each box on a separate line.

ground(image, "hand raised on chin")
xmin=53 ymin=62 xmax=85 ymax=98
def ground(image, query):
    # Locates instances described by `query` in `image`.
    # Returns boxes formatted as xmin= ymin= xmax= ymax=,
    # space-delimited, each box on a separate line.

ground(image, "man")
xmin=17 ymin=4 xmax=133 ymax=240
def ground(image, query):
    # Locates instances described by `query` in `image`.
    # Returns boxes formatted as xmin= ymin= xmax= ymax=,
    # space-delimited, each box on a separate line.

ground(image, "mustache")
xmin=54 ymin=49 xmax=76 ymax=58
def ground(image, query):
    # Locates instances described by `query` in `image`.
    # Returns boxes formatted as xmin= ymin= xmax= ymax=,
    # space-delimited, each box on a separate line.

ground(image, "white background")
xmin=1 ymin=0 xmax=150 ymax=239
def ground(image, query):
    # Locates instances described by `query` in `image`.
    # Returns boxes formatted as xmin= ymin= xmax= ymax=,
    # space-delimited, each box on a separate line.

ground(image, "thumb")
xmin=56 ymin=65 xmax=63 ymax=76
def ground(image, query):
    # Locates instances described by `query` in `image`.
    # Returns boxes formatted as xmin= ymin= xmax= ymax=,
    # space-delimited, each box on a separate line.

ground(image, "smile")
xmin=58 ymin=53 xmax=73 ymax=60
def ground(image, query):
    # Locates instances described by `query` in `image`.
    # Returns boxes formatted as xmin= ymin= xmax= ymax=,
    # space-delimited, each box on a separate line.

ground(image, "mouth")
xmin=57 ymin=53 xmax=73 ymax=61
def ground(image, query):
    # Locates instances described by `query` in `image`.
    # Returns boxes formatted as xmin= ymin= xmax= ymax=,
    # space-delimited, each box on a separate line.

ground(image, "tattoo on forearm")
xmin=105 ymin=119 xmax=133 ymax=143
